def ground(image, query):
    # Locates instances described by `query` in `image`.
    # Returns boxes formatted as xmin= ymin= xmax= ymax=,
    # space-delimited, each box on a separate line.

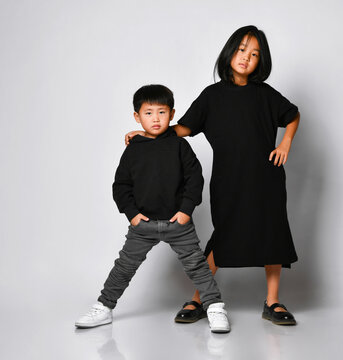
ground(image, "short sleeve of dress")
xmin=177 ymin=88 xmax=208 ymax=137
xmin=268 ymin=85 xmax=299 ymax=128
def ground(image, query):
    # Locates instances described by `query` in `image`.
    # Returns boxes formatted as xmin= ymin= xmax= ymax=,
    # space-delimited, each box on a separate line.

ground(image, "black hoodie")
xmin=112 ymin=126 xmax=204 ymax=221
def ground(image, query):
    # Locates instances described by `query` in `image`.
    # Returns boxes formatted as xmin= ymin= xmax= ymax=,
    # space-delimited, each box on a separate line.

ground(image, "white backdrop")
xmin=1 ymin=0 xmax=342 ymax=323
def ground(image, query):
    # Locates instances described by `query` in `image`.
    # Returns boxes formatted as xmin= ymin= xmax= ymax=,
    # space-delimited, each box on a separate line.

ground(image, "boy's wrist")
xmin=179 ymin=198 xmax=195 ymax=217
xmin=124 ymin=207 xmax=140 ymax=222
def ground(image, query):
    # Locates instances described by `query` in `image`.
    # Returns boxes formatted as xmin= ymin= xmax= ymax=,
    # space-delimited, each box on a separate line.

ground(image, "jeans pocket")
xmin=131 ymin=219 xmax=149 ymax=228
xmin=131 ymin=220 xmax=142 ymax=228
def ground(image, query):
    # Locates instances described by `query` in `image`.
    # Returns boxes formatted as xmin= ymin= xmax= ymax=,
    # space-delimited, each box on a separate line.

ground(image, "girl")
xmin=125 ymin=25 xmax=300 ymax=326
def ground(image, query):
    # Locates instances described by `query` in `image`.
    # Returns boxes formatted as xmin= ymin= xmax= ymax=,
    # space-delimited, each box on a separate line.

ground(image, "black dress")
xmin=177 ymin=80 xmax=298 ymax=268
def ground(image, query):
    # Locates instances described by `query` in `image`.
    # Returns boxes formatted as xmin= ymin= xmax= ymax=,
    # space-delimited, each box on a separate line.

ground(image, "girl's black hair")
xmin=213 ymin=25 xmax=272 ymax=84
xmin=133 ymin=84 xmax=174 ymax=112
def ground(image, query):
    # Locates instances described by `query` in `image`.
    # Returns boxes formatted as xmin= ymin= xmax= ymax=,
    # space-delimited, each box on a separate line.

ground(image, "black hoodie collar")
xmin=130 ymin=126 xmax=177 ymax=143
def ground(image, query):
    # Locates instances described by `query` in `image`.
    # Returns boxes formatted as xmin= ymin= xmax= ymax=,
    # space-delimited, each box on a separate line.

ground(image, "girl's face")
xmin=230 ymin=34 xmax=260 ymax=83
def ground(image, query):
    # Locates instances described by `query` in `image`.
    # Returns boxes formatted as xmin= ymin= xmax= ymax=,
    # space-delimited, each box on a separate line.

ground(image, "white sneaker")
xmin=207 ymin=302 xmax=230 ymax=333
xmin=75 ymin=302 xmax=113 ymax=328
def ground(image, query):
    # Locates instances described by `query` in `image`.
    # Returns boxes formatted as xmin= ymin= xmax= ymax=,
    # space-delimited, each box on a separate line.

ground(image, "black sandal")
xmin=174 ymin=301 xmax=207 ymax=323
xmin=262 ymin=300 xmax=297 ymax=325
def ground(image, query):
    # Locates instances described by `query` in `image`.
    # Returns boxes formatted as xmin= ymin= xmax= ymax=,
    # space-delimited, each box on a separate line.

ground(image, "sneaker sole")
xmin=75 ymin=318 xmax=112 ymax=329
xmin=262 ymin=313 xmax=297 ymax=325
xmin=210 ymin=327 xmax=230 ymax=333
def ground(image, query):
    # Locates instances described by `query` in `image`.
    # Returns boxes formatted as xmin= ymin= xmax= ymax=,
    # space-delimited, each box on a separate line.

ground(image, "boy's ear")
xmin=170 ymin=109 xmax=175 ymax=121
xmin=133 ymin=112 xmax=141 ymax=123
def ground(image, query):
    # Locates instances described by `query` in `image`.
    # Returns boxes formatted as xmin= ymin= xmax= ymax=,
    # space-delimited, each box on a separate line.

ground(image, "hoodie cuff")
xmin=124 ymin=207 xmax=140 ymax=222
xmin=179 ymin=198 xmax=196 ymax=217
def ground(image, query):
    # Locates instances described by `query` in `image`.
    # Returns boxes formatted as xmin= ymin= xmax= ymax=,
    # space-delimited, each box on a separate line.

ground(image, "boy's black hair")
xmin=133 ymin=84 xmax=174 ymax=112
xmin=213 ymin=25 xmax=272 ymax=85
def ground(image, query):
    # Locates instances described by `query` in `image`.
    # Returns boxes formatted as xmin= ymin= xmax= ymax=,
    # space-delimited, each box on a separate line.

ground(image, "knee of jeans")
xmin=117 ymin=249 xmax=147 ymax=267
xmin=180 ymin=250 xmax=206 ymax=271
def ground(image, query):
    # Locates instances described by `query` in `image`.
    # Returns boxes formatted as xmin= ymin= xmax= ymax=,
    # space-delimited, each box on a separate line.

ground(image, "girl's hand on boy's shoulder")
xmin=125 ymin=130 xmax=146 ymax=146
xmin=169 ymin=211 xmax=191 ymax=225
xmin=130 ymin=213 xmax=149 ymax=226
xmin=269 ymin=139 xmax=292 ymax=166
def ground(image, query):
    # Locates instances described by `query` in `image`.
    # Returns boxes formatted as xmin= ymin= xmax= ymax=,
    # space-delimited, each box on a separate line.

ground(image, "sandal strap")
xmin=182 ymin=301 xmax=202 ymax=309
xmin=269 ymin=302 xmax=288 ymax=312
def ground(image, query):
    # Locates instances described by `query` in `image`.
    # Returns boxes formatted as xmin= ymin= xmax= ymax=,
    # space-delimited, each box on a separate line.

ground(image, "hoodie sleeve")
xmin=179 ymin=139 xmax=204 ymax=216
xmin=112 ymin=147 xmax=140 ymax=221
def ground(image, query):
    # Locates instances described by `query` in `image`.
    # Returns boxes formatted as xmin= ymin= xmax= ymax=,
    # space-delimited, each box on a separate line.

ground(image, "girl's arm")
xmin=269 ymin=112 xmax=300 ymax=166
xmin=171 ymin=124 xmax=191 ymax=137
xmin=124 ymin=124 xmax=191 ymax=145
xmin=125 ymin=130 xmax=145 ymax=146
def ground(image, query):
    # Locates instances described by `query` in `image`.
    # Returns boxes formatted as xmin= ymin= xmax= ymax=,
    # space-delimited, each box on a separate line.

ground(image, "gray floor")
xmin=2 ymin=302 xmax=341 ymax=360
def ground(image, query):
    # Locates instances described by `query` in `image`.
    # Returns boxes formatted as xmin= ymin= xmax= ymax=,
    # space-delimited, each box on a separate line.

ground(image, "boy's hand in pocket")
xmin=169 ymin=211 xmax=190 ymax=225
xmin=130 ymin=213 xmax=149 ymax=226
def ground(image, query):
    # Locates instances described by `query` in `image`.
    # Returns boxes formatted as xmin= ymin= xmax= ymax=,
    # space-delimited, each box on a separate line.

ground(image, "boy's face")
xmin=134 ymin=103 xmax=175 ymax=138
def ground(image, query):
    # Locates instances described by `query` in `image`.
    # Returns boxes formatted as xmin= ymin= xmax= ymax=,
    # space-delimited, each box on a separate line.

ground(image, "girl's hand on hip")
xmin=269 ymin=139 xmax=292 ymax=166
xmin=125 ymin=130 xmax=145 ymax=146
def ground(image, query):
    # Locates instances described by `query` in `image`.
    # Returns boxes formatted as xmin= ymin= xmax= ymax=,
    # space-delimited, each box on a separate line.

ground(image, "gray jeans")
xmin=98 ymin=218 xmax=222 ymax=310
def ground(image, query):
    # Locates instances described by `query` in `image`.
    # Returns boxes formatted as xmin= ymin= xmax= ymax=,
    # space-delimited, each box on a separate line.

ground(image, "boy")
xmin=75 ymin=85 xmax=229 ymax=333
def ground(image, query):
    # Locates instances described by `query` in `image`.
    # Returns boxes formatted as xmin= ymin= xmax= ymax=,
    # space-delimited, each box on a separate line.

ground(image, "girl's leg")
xmin=183 ymin=250 xmax=219 ymax=310
xmin=264 ymin=264 xmax=287 ymax=312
